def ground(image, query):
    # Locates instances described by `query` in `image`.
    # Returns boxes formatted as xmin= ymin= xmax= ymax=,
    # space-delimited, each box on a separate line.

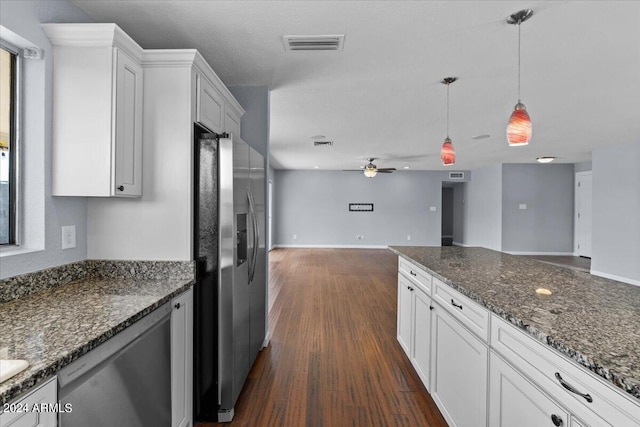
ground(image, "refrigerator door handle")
xmin=247 ymin=191 xmax=254 ymax=282
xmin=248 ymin=190 xmax=259 ymax=283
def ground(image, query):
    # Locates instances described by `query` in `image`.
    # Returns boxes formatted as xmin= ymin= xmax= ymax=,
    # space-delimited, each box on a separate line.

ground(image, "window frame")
xmin=1 ymin=40 xmax=21 ymax=246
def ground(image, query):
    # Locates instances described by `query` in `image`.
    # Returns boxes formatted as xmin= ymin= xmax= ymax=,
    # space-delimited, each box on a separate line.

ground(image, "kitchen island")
xmin=0 ymin=260 xmax=194 ymax=406
xmin=390 ymin=245 xmax=640 ymax=426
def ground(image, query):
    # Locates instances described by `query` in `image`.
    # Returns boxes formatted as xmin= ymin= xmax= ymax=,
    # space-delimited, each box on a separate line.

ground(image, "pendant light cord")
xmin=517 ymin=20 xmax=521 ymax=103
xmin=446 ymin=82 xmax=450 ymax=138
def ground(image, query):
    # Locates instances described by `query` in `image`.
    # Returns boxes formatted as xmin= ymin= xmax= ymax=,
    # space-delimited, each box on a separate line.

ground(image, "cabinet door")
xmin=431 ymin=304 xmax=488 ymax=427
xmin=114 ymin=48 xmax=143 ymax=196
xmin=411 ymin=285 xmax=432 ymax=391
xmin=171 ymin=287 xmax=193 ymax=427
xmin=225 ymin=108 xmax=241 ymax=139
xmin=397 ymin=273 xmax=413 ymax=356
xmin=197 ymin=73 xmax=225 ymax=133
xmin=489 ymin=352 xmax=569 ymax=427
xmin=0 ymin=377 xmax=57 ymax=427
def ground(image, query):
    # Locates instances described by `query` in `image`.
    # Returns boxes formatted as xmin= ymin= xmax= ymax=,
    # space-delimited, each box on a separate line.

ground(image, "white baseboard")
xmin=272 ymin=244 xmax=389 ymax=249
xmin=590 ymin=270 xmax=640 ymax=287
xmin=452 ymin=241 xmax=472 ymax=247
xmin=504 ymin=251 xmax=575 ymax=256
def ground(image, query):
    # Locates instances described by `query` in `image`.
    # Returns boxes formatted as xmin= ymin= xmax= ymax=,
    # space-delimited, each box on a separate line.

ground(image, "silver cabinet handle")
xmin=555 ymin=372 xmax=593 ymax=403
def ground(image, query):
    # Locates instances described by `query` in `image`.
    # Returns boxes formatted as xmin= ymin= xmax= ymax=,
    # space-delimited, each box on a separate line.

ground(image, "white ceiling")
xmin=71 ymin=0 xmax=640 ymax=171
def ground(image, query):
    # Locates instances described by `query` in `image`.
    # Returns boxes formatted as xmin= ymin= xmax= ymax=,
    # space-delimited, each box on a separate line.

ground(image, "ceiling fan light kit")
xmin=440 ymin=77 xmax=457 ymax=166
xmin=364 ymin=164 xmax=378 ymax=178
xmin=344 ymin=158 xmax=396 ymax=178
xmin=506 ymin=9 xmax=534 ymax=147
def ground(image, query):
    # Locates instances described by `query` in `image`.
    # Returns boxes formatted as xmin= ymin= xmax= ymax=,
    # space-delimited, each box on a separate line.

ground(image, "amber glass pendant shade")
xmin=507 ymin=103 xmax=532 ymax=146
xmin=441 ymin=137 xmax=456 ymax=165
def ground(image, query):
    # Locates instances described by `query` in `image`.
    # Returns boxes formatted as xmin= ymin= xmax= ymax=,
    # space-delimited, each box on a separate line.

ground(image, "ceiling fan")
xmin=343 ymin=158 xmax=396 ymax=178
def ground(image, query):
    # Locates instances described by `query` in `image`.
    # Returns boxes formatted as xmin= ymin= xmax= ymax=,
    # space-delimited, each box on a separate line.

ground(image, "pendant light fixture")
xmin=506 ymin=9 xmax=533 ymax=146
xmin=440 ymin=77 xmax=457 ymax=166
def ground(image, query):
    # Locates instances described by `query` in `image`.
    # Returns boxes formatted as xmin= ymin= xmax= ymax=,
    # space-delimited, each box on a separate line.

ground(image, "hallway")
xmin=204 ymin=248 xmax=447 ymax=426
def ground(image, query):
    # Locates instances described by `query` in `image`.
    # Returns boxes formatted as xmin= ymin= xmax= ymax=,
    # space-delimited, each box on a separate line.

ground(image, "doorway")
xmin=575 ymin=171 xmax=592 ymax=258
xmin=441 ymin=184 xmax=454 ymax=246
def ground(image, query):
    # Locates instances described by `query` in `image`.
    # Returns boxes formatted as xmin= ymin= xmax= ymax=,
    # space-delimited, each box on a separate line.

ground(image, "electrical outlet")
xmin=407 ymin=235 xmax=411 ymax=241
xmin=61 ymin=225 xmax=76 ymax=249
xmin=293 ymin=234 xmax=297 ymax=240
xmin=356 ymin=235 xmax=365 ymax=240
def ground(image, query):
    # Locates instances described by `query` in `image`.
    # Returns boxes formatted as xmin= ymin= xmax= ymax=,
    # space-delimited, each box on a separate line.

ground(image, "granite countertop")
xmin=389 ymin=246 xmax=640 ymax=402
xmin=0 ymin=261 xmax=195 ymax=405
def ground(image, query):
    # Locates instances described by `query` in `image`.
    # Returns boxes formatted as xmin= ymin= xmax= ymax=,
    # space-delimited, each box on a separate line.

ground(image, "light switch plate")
xmin=62 ymin=225 xmax=76 ymax=249
xmin=429 ymin=206 xmax=437 ymax=212
xmin=519 ymin=204 xmax=527 ymax=210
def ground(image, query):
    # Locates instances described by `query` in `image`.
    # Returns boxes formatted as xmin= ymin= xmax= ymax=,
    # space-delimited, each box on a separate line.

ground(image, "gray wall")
xmin=574 ymin=161 xmax=592 ymax=173
xmin=0 ymin=0 xmax=92 ymax=279
xmin=591 ymin=141 xmax=640 ymax=284
xmin=501 ymin=164 xmax=574 ymax=254
xmin=461 ymin=165 xmax=503 ymax=251
xmin=273 ymin=170 xmax=455 ymax=247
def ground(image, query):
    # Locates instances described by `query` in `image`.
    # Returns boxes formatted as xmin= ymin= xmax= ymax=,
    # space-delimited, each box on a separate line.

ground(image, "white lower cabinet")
xmin=396 ymin=256 xmax=640 ymax=427
xmin=489 ymin=352 xmax=568 ymax=427
xmin=171 ymin=287 xmax=193 ymax=427
xmin=430 ymin=303 xmax=488 ymax=427
xmin=0 ymin=377 xmax=57 ymax=427
xmin=411 ymin=283 xmax=432 ymax=389
xmin=397 ymin=273 xmax=413 ymax=356
xmin=397 ymin=266 xmax=433 ymax=390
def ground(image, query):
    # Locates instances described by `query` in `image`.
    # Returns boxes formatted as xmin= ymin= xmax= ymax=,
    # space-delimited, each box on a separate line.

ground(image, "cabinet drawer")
xmin=491 ymin=314 xmax=639 ymax=427
xmin=432 ymin=277 xmax=489 ymax=342
xmin=398 ymin=257 xmax=432 ymax=294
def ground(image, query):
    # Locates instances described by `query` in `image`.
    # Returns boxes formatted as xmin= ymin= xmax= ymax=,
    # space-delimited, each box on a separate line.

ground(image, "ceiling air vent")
xmin=449 ymin=172 xmax=465 ymax=180
xmin=283 ymin=35 xmax=345 ymax=51
xmin=313 ymin=140 xmax=333 ymax=147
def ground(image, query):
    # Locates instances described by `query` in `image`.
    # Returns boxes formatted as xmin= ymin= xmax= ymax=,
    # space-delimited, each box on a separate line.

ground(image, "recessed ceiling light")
xmin=404 ymin=166 xmax=411 ymax=169
xmin=471 ymin=134 xmax=491 ymax=140
xmin=313 ymin=166 xmax=320 ymax=169
xmin=310 ymin=135 xmax=326 ymax=140
xmin=536 ymin=157 xmax=555 ymax=163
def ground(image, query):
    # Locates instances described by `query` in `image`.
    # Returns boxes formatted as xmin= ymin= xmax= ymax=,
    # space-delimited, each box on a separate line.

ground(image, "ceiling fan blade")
xmin=377 ymin=170 xmax=394 ymax=173
xmin=377 ymin=168 xmax=397 ymax=171
xmin=342 ymin=169 xmax=365 ymax=172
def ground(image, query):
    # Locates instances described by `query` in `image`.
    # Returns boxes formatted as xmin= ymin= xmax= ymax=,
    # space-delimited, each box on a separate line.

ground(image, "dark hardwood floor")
xmin=199 ymin=248 xmax=447 ymax=427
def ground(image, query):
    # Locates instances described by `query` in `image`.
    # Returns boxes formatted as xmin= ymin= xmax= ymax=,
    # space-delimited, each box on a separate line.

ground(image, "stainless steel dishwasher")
xmin=58 ymin=303 xmax=172 ymax=427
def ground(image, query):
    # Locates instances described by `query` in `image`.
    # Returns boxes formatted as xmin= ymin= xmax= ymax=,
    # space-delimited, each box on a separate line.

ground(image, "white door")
xmin=575 ymin=172 xmax=592 ymax=258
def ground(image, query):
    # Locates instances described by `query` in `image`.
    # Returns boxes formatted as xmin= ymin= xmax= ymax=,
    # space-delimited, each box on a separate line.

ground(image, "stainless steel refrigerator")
xmin=193 ymin=126 xmax=266 ymax=422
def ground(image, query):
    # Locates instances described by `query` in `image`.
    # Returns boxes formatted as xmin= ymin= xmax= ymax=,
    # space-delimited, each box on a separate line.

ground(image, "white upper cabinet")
xmin=196 ymin=73 xmax=225 ymax=133
xmin=43 ymin=24 xmax=143 ymax=197
xmin=225 ymin=105 xmax=242 ymax=139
